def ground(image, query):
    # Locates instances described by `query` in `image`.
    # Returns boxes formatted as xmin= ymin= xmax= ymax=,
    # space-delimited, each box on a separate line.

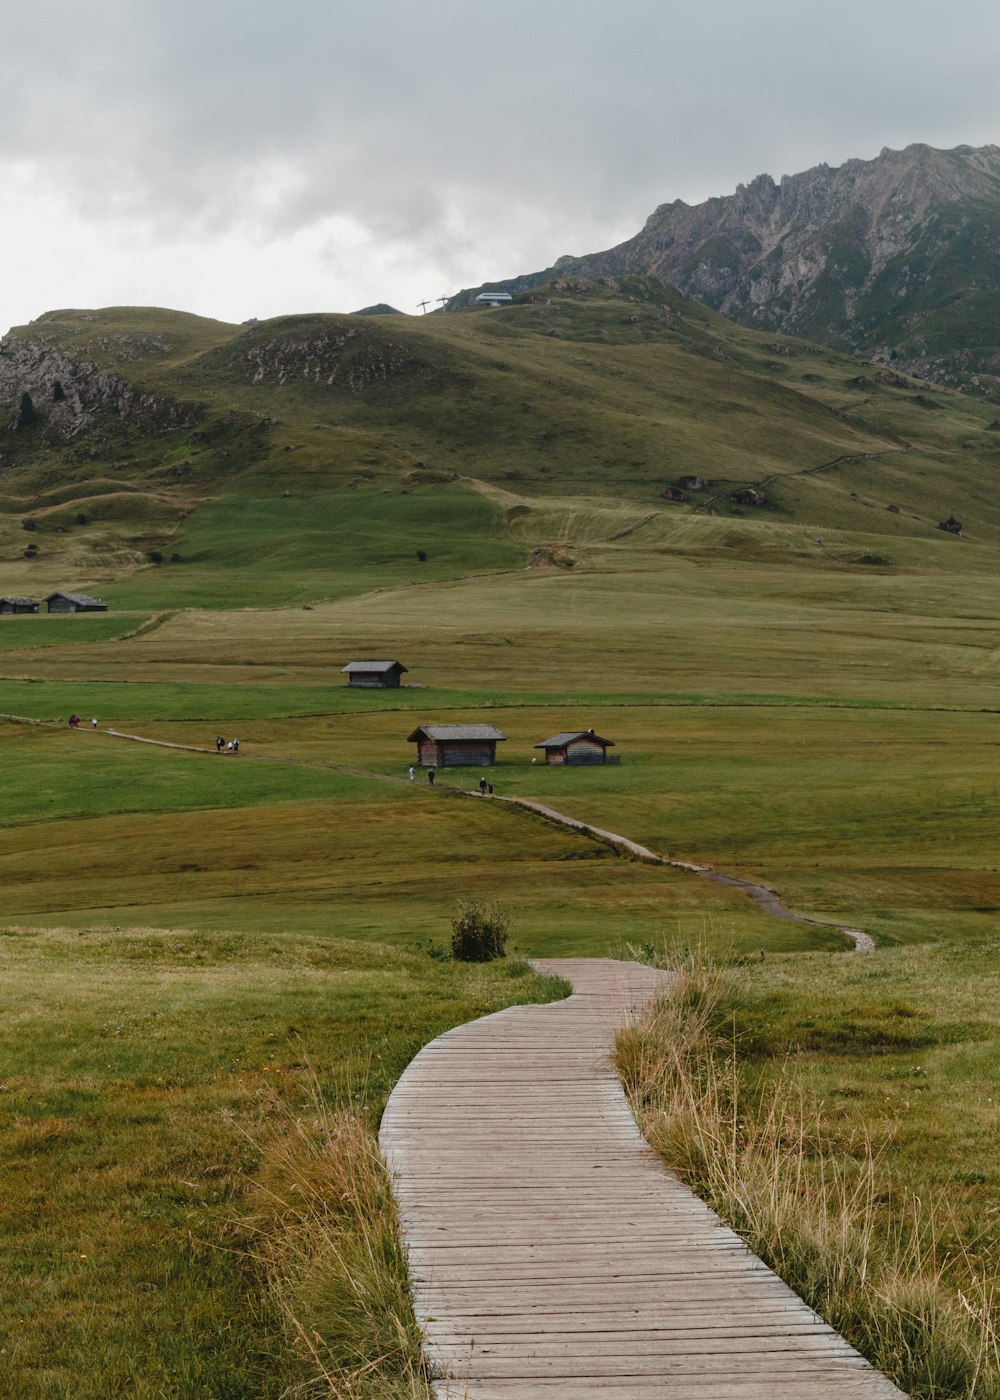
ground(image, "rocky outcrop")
xmin=0 ymin=336 xmax=202 ymax=437
xmin=217 ymin=324 xmax=432 ymax=393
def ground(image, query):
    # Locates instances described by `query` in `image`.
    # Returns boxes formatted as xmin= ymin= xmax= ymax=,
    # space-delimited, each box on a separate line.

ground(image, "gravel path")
xmin=490 ymin=793 xmax=876 ymax=953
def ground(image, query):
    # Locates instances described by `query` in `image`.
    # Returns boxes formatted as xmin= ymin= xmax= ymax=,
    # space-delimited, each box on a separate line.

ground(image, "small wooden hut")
xmin=0 ymin=597 xmax=39 ymax=614
xmin=45 ymin=591 xmax=108 ymax=613
xmin=534 ymin=729 xmax=615 ymax=766
xmin=408 ymin=723 xmax=506 ymax=767
xmin=341 ymin=660 xmax=408 ymax=689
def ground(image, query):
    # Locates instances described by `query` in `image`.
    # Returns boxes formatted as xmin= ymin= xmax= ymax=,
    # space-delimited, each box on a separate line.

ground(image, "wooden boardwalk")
xmin=380 ymin=958 xmax=907 ymax=1399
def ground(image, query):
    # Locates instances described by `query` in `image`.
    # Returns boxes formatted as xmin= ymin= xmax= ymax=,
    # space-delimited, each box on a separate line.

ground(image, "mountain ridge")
xmin=450 ymin=143 xmax=1000 ymax=395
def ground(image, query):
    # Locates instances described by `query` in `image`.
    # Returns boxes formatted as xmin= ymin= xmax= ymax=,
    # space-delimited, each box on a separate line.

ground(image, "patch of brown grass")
xmin=617 ymin=949 xmax=1000 ymax=1399
xmin=245 ymin=1088 xmax=432 ymax=1400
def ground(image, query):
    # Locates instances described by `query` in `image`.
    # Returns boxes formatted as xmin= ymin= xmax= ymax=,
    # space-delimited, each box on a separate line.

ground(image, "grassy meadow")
xmin=0 ymin=282 xmax=997 ymax=1393
xmin=619 ymin=940 xmax=1000 ymax=1398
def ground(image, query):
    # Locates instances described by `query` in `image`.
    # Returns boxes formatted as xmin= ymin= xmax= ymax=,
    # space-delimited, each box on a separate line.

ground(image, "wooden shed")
xmin=0 ymin=597 xmax=39 ymax=614
xmin=408 ymin=723 xmax=506 ymax=767
xmin=534 ymin=729 xmax=616 ymax=765
xmin=46 ymin=591 xmax=108 ymax=613
xmin=341 ymin=660 xmax=408 ymax=689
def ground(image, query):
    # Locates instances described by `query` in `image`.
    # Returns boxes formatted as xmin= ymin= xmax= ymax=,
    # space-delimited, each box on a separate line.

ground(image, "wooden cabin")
xmin=45 ymin=591 xmax=108 ymax=613
xmin=0 ymin=597 xmax=39 ymax=614
xmin=341 ymin=660 xmax=408 ymax=689
xmin=534 ymin=729 xmax=615 ymax=766
xmin=408 ymin=723 xmax=506 ymax=767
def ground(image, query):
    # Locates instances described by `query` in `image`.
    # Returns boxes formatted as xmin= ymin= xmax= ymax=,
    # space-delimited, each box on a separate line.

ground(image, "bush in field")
xmin=450 ymin=899 xmax=510 ymax=962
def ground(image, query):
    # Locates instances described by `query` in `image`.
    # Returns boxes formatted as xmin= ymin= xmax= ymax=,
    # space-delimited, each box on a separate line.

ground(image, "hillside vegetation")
xmin=1 ymin=277 xmax=1000 ymax=608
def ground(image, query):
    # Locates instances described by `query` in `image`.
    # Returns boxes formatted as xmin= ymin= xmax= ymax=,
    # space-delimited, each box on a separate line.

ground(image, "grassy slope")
xmin=2 ymin=279 xmax=1000 ymax=614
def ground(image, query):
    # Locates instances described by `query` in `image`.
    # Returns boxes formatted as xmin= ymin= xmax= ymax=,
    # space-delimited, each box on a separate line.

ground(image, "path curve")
xmin=380 ymin=958 xmax=905 ymax=1398
xmin=9 ymin=715 xmax=873 ymax=951
xmin=490 ymin=793 xmax=875 ymax=952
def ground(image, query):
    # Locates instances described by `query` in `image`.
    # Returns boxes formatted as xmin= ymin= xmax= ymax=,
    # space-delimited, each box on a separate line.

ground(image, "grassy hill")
xmin=1 ymin=278 xmax=1000 ymax=612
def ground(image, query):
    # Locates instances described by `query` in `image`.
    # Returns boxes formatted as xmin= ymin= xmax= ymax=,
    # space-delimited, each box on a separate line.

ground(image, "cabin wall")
xmin=416 ymin=739 xmax=441 ymax=766
xmin=565 ymin=739 xmax=607 ymax=765
xmin=439 ymin=741 xmax=495 ymax=766
xmin=415 ymin=738 xmax=497 ymax=766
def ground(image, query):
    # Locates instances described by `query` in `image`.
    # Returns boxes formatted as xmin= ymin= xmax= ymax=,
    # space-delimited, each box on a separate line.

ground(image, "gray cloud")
xmin=1 ymin=0 xmax=998 ymax=321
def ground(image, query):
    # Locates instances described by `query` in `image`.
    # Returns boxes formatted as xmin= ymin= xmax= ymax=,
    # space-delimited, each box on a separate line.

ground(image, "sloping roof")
xmin=46 ymin=591 xmax=106 ymax=606
xmin=534 ymin=730 xmax=615 ymax=749
xmin=408 ymin=724 xmax=506 ymax=743
xmin=1 ymin=597 xmax=38 ymax=606
xmin=340 ymin=660 xmax=408 ymax=673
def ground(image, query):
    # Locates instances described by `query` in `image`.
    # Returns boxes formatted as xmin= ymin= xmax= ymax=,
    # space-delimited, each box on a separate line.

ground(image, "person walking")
xmin=91 ymin=717 xmax=98 ymax=730
xmin=408 ymin=765 xmax=415 ymax=782
xmin=478 ymin=776 xmax=488 ymax=795
xmin=232 ymin=739 xmax=240 ymax=753
xmin=427 ymin=768 xmax=435 ymax=786
xmin=216 ymin=736 xmax=224 ymax=753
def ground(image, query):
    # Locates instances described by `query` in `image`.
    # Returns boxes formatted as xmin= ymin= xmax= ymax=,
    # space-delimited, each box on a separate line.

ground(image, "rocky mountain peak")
xmin=450 ymin=142 xmax=1000 ymax=396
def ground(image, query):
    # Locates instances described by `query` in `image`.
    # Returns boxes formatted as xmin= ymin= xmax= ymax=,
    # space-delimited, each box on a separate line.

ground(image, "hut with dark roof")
xmin=45 ymin=591 xmax=108 ymax=613
xmin=341 ymin=659 xmax=408 ymax=689
xmin=0 ymin=597 xmax=39 ymax=614
xmin=408 ymin=723 xmax=506 ymax=767
xmin=534 ymin=729 xmax=615 ymax=766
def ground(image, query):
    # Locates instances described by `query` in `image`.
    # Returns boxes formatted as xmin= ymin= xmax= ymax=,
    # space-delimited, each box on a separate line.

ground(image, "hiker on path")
xmin=232 ymin=739 xmax=239 ymax=753
xmin=488 ymin=783 xmax=494 ymax=796
xmin=427 ymin=768 xmax=435 ymax=786
xmin=91 ymin=718 xmax=98 ymax=730
xmin=408 ymin=765 xmax=415 ymax=782
xmin=68 ymin=714 xmax=80 ymax=729
xmin=226 ymin=740 xmax=234 ymax=752
xmin=216 ymin=736 xmax=224 ymax=753
xmin=479 ymin=777 xmax=488 ymax=795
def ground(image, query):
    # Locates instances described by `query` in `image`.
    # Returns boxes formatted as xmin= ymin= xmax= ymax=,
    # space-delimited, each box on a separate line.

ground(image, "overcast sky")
xmin=2 ymin=0 xmax=998 ymax=331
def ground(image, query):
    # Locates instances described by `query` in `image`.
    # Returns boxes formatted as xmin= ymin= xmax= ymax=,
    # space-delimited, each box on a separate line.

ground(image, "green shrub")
xmin=450 ymin=899 xmax=510 ymax=962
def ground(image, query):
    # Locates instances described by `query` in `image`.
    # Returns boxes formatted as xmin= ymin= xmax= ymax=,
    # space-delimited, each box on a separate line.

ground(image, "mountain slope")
xmin=451 ymin=143 xmax=1000 ymax=396
xmin=1 ymin=279 xmax=999 ymax=608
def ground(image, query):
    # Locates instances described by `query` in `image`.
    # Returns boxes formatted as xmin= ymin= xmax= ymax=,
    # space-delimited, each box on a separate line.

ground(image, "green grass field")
xmin=0 ymin=283 xmax=997 ymax=1394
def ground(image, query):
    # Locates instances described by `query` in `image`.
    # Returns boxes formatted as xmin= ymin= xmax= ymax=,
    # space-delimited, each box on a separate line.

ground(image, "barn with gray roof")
xmin=408 ymin=723 xmax=506 ymax=767
xmin=341 ymin=659 xmax=408 ymax=688
xmin=45 ymin=591 xmax=108 ymax=613
xmin=534 ymin=729 xmax=615 ymax=765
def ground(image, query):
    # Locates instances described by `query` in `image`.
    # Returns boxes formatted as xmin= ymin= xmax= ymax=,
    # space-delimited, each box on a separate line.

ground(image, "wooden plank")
xmin=380 ymin=957 xmax=908 ymax=1399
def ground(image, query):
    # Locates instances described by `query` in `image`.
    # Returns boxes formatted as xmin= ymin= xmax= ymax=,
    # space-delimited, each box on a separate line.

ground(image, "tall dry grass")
xmin=245 ymin=1088 xmax=433 ymax=1400
xmin=617 ymin=948 xmax=1000 ymax=1400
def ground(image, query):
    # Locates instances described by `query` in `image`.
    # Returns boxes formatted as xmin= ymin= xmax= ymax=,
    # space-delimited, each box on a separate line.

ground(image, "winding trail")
xmin=95 ymin=724 xmax=875 ymax=950
xmin=489 ymin=793 xmax=875 ymax=952
xmin=1 ymin=713 xmax=875 ymax=951
xmin=380 ymin=958 xmax=906 ymax=1398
